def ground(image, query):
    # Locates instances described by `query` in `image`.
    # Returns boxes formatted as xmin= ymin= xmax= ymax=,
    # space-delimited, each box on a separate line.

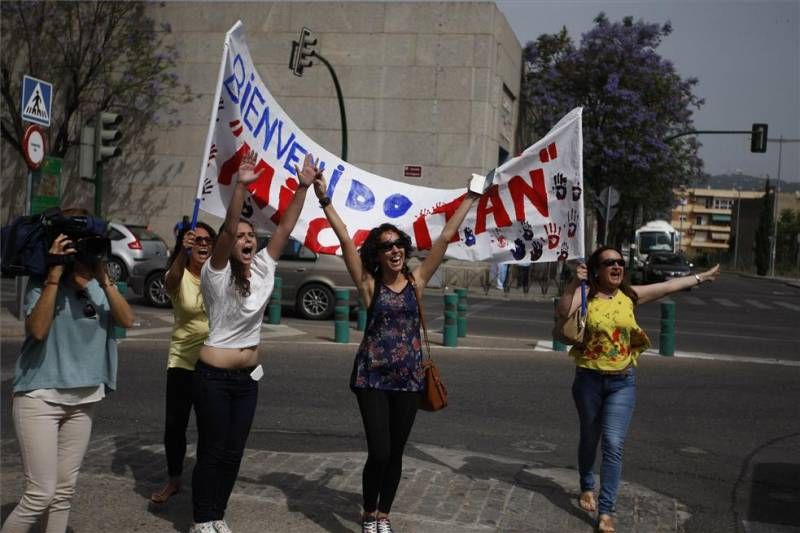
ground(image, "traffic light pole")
xmin=94 ymin=161 xmax=103 ymax=217
xmin=664 ymin=130 xmax=756 ymax=142
xmin=313 ymin=52 xmax=348 ymax=162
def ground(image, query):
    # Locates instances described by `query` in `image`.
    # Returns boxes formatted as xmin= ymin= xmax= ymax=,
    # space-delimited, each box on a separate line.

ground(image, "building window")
xmin=713 ymin=198 xmax=734 ymax=209
xmin=696 ymin=215 xmax=703 ymax=225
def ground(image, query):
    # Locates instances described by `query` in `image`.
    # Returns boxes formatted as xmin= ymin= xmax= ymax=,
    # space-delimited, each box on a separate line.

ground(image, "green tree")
xmin=1 ymin=1 xmax=194 ymax=159
xmin=520 ymin=14 xmax=704 ymax=245
xmin=754 ymin=180 xmax=773 ymax=276
xmin=776 ymin=208 xmax=800 ymax=272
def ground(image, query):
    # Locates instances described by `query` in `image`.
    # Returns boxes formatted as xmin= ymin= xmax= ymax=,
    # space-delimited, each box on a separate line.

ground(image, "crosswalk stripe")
xmin=773 ymin=301 xmax=800 ymax=312
xmin=744 ymin=299 xmax=771 ymax=310
xmin=712 ymin=297 xmax=740 ymax=308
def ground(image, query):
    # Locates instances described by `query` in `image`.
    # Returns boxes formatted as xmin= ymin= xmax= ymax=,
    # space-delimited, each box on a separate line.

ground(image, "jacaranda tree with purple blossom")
xmin=1 ymin=1 xmax=194 ymax=159
xmin=519 ymin=14 xmax=704 ymax=245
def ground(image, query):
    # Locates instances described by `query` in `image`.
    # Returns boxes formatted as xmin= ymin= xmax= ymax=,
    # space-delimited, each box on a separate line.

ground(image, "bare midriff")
xmin=199 ymin=345 xmax=259 ymax=369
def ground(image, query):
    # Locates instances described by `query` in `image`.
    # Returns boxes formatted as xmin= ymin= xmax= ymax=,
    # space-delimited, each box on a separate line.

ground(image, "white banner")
xmin=196 ymin=22 xmax=585 ymax=263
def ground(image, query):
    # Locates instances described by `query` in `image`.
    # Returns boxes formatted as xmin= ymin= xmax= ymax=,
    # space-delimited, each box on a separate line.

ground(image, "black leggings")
xmin=355 ymin=388 xmax=419 ymax=514
xmin=163 ymin=367 xmax=194 ymax=477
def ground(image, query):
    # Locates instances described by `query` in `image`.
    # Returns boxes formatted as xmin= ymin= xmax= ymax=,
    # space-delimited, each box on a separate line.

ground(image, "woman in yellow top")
xmin=557 ymin=246 xmax=720 ymax=532
xmin=150 ymin=222 xmax=216 ymax=504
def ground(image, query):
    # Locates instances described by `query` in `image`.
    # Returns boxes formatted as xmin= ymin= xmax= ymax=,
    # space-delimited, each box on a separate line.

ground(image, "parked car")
xmin=106 ymin=222 xmax=169 ymax=283
xmin=260 ymin=235 xmax=355 ymax=320
xmin=642 ymin=252 xmax=692 ymax=283
xmin=128 ymin=255 xmax=171 ymax=308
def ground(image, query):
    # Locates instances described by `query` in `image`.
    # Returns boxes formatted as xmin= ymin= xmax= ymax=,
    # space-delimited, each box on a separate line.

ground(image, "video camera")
xmin=42 ymin=209 xmax=111 ymax=266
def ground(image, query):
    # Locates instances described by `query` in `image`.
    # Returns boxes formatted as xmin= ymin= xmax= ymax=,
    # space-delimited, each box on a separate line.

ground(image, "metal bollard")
xmin=552 ymin=297 xmax=567 ymax=352
xmin=267 ymin=277 xmax=282 ymax=325
xmin=454 ymin=288 xmax=467 ymax=337
xmin=114 ymin=281 xmax=128 ymax=339
xmin=334 ymin=288 xmax=350 ymax=343
xmin=443 ymin=293 xmax=458 ymax=347
xmin=659 ymin=300 xmax=675 ymax=356
xmin=357 ymin=299 xmax=367 ymax=331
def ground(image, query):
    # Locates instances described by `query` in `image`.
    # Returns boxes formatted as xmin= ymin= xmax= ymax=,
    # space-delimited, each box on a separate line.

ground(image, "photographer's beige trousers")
xmin=1 ymin=396 xmax=94 ymax=533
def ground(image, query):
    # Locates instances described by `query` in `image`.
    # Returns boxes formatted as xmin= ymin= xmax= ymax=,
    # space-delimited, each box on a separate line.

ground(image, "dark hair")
xmin=358 ymin=223 xmax=413 ymax=280
xmin=586 ymin=245 xmax=638 ymax=304
xmin=167 ymin=221 xmax=217 ymax=270
xmin=219 ymin=218 xmax=254 ymax=298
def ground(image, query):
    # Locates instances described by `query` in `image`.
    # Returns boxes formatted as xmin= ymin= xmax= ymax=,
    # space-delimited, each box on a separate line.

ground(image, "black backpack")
xmin=1 ymin=210 xmax=51 ymax=278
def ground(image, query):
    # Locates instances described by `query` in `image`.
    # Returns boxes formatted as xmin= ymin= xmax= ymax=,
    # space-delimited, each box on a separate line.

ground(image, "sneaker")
xmin=377 ymin=518 xmax=394 ymax=533
xmin=362 ymin=517 xmax=378 ymax=533
xmin=212 ymin=520 xmax=232 ymax=533
xmin=189 ymin=522 xmax=216 ymax=533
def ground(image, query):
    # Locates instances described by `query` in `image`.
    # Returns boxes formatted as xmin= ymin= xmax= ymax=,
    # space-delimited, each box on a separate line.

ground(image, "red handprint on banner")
xmin=545 ymin=222 xmax=561 ymax=249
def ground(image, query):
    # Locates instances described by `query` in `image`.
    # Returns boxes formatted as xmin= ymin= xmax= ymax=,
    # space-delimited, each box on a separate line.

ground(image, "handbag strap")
xmin=406 ymin=272 xmax=431 ymax=361
xmin=580 ymin=280 xmax=587 ymax=315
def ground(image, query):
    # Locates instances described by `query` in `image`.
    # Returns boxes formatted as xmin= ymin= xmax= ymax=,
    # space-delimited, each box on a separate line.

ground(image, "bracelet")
xmin=319 ymin=196 xmax=331 ymax=208
xmin=101 ymin=282 xmax=115 ymax=289
xmin=694 ymin=274 xmax=702 ymax=285
xmin=45 ymin=280 xmax=60 ymax=287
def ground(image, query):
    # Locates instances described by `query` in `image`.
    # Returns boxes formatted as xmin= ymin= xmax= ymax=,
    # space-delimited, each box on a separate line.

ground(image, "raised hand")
xmin=294 ymin=153 xmax=322 ymax=189
xmin=182 ymin=229 xmax=197 ymax=251
xmin=49 ymin=233 xmax=76 ymax=257
xmin=313 ymin=173 xmax=328 ymax=201
xmin=238 ymin=149 xmax=259 ymax=185
xmin=699 ymin=264 xmax=721 ymax=283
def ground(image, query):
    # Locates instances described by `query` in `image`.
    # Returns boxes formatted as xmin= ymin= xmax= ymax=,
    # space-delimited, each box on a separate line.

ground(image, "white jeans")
xmin=1 ymin=395 xmax=95 ymax=533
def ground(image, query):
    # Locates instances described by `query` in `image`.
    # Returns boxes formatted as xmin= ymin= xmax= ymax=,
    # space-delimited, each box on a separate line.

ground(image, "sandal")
xmin=597 ymin=514 xmax=616 ymax=532
xmin=150 ymin=479 xmax=180 ymax=504
xmin=579 ymin=490 xmax=597 ymax=512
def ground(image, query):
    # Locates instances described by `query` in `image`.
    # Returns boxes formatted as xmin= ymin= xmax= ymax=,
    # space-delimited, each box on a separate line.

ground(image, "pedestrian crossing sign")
xmin=21 ymin=75 xmax=52 ymax=127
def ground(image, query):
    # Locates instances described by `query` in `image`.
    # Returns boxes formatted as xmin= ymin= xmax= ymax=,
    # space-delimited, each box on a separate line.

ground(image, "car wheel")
xmin=144 ymin=271 xmax=170 ymax=308
xmin=106 ymin=257 xmax=128 ymax=283
xmin=297 ymin=282 xmax=334 ymax=320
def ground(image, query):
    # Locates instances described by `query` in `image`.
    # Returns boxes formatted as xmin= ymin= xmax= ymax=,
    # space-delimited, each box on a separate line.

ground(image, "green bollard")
xmin=454 ymin=288 xmax=467 ymax=337
xmin=552 ymin=297 xmax=567 ymax=352
xmin=357 ymin=299 xmax=367 ymax=331
xmin=114 ymin=281 xmax=128 ymax=340
xmin=659 ymin=300 xmax=676 ymax=356
xmin=334 ymin=288 xmax=350 ymax=343
xmin=443 ymin=293 xmax=458 ymax=347
xmin=267 ymin=277 xmax=282 ymax=325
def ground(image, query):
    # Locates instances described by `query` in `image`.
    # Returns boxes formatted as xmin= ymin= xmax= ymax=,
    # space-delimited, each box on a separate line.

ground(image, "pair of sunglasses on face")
xmin=377 ymin=239 xmax=405 ymax=252
xmin=600 ymin=258 xmax=626 ymax=268
xmin=75 ymin=289 xmax=97 ymax=319
xmin=193 ymin=236 xmax=213 ymax=245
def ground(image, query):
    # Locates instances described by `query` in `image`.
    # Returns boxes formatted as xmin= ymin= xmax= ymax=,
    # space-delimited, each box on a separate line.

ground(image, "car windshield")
xmin=128 ymin=226 xmax=162 ymax=241
xmin=650 ymin=254 xmax=682 ymax=265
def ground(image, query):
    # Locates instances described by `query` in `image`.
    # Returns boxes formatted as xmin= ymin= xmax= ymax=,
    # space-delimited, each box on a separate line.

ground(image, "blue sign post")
xmin=21 ymin=75 xmax=52 ymax=127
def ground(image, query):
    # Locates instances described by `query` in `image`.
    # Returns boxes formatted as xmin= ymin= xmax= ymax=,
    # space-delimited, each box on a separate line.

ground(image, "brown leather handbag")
xmin=409 ymin=275 xmax=448 ymax=412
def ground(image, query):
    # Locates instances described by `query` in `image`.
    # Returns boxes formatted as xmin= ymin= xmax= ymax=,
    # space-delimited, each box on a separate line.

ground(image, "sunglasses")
xmin=76 ymin=289 xmax=97 ymax=319
xmin=377 ymin=239 xmax=404 ymax=252
xmin=194 ymin=236 xmax=213 ymax=245
xmin=600 ymin=258 xmax=626 ymax=268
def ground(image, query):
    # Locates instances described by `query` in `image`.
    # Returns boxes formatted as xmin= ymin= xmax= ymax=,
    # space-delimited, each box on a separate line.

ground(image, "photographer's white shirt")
xmin=201 ymin=249 xmax=276 ymax=349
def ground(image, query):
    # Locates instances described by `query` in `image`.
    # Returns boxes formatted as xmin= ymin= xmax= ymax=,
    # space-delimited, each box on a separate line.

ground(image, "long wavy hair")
xmin=223 ymin=218 xmax=254 ymax=298
xmin=167 ymin=221 xmax=217 ymax=270
xmin=586 ymin=245 xmax=638 ymax=304
xmin=358 ymin=223 xmax=414 ymax=280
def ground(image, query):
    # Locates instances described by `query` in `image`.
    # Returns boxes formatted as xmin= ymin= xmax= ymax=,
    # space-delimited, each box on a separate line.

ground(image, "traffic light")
xmin=95 ymin=111 xmax=122 ymax=161
xmin=290 ymin=27 xmax=317 ymax=77
xmin=750 ymin=123 xmax=768 ymax=153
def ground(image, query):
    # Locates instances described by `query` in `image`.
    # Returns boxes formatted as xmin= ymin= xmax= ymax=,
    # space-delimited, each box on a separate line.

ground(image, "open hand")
xmin=294 ymin=153 xmax=322 ymax=189
xmin=238 ymin=149 xmax=259 ymax=185
xmin=574 ymin=263 xmax=588 ymax=282
xmin=49 ymin=233 xmax=76 ymax=256
xmin=698 ymin=264 xmax=721 ymax=283
xmin=313 ymin=174 xmax=328 ymax=201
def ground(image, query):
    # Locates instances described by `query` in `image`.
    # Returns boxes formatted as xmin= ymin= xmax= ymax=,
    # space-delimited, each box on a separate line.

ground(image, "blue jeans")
xmin=571 ymin=367 xmax=636 ymax=515
xmin=191 ymin=361 xmax=258 ymax=523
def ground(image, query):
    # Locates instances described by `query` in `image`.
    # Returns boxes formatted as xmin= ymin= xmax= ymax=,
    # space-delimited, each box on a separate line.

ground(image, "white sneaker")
xmin=212 ymin=520 xmax=233 ymax=533
xmin=189 ymin=522 xmax=216 ymax=533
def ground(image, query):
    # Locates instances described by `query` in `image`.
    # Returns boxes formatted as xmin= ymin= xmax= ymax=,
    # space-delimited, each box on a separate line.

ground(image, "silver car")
xmin=106 ymin=222 xmax=169 ymax=283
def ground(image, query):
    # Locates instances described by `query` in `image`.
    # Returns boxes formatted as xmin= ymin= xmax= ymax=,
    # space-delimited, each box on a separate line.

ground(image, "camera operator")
xmin=2 ymin=208 xmax=134 ymax=533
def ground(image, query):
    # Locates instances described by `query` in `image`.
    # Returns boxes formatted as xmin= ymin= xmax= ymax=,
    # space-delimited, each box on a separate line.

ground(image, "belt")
xmin=577 ymin=365 xmax=632 ymax=376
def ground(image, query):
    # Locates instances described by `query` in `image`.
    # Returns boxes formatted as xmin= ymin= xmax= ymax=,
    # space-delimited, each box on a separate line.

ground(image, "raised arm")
xmin=27 ymin=234 xmax=73 ymax=340
xmin=413 ymin=188 xmax=481 ymax=287
xmin=210 ymin=150 xmax=258 ymax=270
xmin=557 ymin=263 xmax=587 ymax=319
xmin=312 ymin=174 xmax=372 ymax=305
xmin=164 ymin=230 xmax=193 ymax=295
xmin=95 ymin=260 xmax=135 ymax=329
xmin=633 ymin=264 xmax=720 ymax=305
xmin=265 ymin=153 xmax=315 ymax=261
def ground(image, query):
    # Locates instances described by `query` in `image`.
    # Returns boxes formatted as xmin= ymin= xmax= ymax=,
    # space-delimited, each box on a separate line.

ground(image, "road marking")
xmin=774 ymin=301 xmax=800 ymax=312
xmin=712 ymin=297 xmax=740 ymax=308
xmin=682 ymin=295 xmax=705 ymax=305
xmin=126 ymin=326 xmax=173 ymax=337
xmin=744 ymin=299 xmax=771 ymax=310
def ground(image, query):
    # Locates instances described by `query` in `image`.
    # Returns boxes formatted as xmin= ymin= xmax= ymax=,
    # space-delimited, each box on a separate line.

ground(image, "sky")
xmin=496 ymin=0 xmax=800 ymax=184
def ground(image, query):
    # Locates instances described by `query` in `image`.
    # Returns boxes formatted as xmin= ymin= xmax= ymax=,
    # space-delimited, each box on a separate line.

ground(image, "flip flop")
xmin=597 ymin=514 xmax=616 ymax=532
xmin=579 ymin=491 xmax=597 ymax=512
xmin=150 ymin=482 xmax=180 ymax=504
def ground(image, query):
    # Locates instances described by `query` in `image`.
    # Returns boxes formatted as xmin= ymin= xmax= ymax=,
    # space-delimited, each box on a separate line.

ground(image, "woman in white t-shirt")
xmin=188 ymin=149 xmax=318 ymax=533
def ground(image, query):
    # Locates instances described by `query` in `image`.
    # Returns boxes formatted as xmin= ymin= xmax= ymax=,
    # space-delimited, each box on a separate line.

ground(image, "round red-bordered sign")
xmin=22 ymin=124 xmax=47 ymax=170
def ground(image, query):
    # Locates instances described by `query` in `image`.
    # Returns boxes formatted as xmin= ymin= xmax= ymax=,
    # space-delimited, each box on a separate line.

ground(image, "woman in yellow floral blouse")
xmin=557 ymin=246 xmax=720 ymax=532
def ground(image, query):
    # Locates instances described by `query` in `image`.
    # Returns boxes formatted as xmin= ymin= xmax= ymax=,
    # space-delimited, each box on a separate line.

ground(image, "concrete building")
xmin=1 ymin=2 xmax=522 ymax=242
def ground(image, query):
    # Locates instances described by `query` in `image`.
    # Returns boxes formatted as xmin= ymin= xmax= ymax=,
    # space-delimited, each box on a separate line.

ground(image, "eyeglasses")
xmin=600 ymin=258 xmax=626 ymax=268
xmin=194 ymin=237 xmax=213 ymax=245
xmin=377 ymin=239 xmax=404 ymax=252
xmin=75 ymin=289 xmax=97 ymax=319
